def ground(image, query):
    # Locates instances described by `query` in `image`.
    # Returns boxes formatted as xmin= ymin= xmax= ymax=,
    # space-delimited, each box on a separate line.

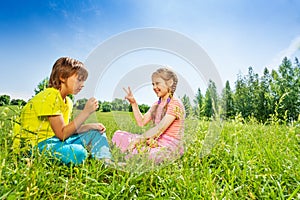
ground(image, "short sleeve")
xmin=166 ymin=99 xmax=185 ymax=119
xmin=34 ymin=89 xmax=64 ymax=117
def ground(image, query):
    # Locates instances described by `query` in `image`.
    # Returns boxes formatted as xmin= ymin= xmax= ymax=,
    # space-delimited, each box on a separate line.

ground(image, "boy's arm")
xmin=48 ymin=97 xmax=98 ymax=141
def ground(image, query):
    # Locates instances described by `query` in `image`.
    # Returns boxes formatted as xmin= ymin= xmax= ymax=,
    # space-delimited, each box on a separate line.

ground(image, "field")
xmin=0 ymin=106 xmax=300 ymax=199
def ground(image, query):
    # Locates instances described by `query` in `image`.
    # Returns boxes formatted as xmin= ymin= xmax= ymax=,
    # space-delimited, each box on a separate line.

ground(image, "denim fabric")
xmin=37 ymin=130 xmax=112 ymax=165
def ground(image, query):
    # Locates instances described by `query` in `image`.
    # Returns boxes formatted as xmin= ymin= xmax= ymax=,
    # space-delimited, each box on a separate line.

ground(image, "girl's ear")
xmin=167 ymin=79 xmax=174 ymax=87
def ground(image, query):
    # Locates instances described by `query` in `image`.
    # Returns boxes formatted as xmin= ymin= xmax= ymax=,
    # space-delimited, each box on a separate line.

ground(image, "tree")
xmin=271 ymin=57 xmax=299 ymax=121
xmin=257 ymin=67 xmax=273 ymax=122
xmin=111 ymin=98 xmax=129 ymax=111
xmin=221 ymin=81 xmax=234 ymax=119
xmin=34 ymin=77 xmax=49 ymax=95
xmin=245 ymin=66 xmax=260 ymax=119
xmin=203 ymin=89 xmax=212 ymax=118
xmin=0 ymin=95 xmax=11 ymax=106
xmin=193 ymin=88 xmax=203 ymax=118
xmin=234 ymin=73 xmax=247 ymax=118
xmin=203 ymin=80 xmax=218 ymax=118
xmin=102 ymin=101 xmax=112 ymax=112
xmin=181 ymin=95 xmax=192 ymax=117
xmin=233 ymin=67 xmax=259 ymax=120
xmin=10 ymin=99 xmax=27 ymax=106
xmin=209 ymin=80 xmax=219 ymax=113
xmin=139 ymin=104 xmax=150 ymax=113
xmin=75 ymin=98 xmax=88 ymax=110
xmin=97 ymin=100 xmax=102 ymax=112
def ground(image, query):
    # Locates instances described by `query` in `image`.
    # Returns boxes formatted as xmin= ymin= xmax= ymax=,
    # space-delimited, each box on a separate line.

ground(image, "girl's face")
xmin=152 ymin=75 xmax=170 ymax=99
xmin=64 ymin=73 xmax=85 ymax=95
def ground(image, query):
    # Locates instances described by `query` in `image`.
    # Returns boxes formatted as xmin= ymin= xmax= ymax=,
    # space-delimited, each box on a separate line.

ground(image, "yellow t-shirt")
xmin=13 ymin=88 xmax=73 ymax=150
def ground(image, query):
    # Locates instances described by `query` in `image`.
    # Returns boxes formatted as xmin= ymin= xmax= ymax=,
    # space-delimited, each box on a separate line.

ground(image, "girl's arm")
xmin=124 ymin=87 xmax=152 ymax=126
xmin=48 ymin=97 xmax=98 ymax=141
xmin=128 ymin=114 xmax=176 ymax=149
xmin=143 ymin=114 xmax=176 ymax=138
xmin=130 ymin=102 xmax=152 ymax=126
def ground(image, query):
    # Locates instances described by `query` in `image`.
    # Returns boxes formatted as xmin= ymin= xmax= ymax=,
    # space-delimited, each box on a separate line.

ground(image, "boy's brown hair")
xmin=48 ymin=57 xmax=88 ymax=89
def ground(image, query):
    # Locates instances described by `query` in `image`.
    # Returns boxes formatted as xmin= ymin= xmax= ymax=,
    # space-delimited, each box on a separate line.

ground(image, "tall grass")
xmin=0 ymin=106 xmax=299 ymax=199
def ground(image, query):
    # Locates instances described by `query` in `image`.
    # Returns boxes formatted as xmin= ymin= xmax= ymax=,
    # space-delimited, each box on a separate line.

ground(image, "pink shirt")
xmin=151 ymin=97 xmax=185 ymax=140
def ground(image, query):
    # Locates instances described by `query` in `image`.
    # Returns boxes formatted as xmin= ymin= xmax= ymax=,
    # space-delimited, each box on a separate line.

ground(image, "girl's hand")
xmin=123 ymin=87 xmax=136 ymax=104
xmin=128 ymin=135 xmax=145 ymax=150
xmin=83 ymin=97 xmax=99 ymax=114
xmin=128 ymin=139 xmax=139 ymax=150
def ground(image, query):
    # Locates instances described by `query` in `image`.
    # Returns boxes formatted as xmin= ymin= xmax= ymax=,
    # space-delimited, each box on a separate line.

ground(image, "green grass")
xmin=1 ymin=106 xmax=300 ymax=199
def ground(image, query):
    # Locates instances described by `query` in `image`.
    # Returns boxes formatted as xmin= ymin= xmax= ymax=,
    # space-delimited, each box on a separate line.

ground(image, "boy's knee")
xmin=87 ymin=129 xmax=101 ymax=135
xmin=56 ymin=144 xmax=88 ymax=165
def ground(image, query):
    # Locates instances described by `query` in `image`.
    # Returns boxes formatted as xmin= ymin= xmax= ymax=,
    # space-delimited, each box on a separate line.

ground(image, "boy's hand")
xmin=87 ymin=123 xmax=106 ymax=133
xmin=84 ymin=97 xmax=99 ymax=114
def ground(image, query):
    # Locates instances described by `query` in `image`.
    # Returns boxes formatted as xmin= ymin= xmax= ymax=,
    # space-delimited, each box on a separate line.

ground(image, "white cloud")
xmin=267 ymin=36 xmax=300 ymax=70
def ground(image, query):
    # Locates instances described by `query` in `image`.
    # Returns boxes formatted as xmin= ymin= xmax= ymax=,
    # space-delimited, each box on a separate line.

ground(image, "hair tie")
xmin=158 ymin=98 xmax=161 ymax=104
xmin=158 ymin=97 xmax=171 ymax=104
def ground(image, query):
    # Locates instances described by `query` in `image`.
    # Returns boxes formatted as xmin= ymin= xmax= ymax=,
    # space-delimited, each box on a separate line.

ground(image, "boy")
xmin=13 ymin=57 xmax=111 ymax=165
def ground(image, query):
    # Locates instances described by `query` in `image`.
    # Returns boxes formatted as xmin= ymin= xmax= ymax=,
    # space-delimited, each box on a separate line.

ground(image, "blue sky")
xmin=1 ymin=0 xmax=300 ymax=105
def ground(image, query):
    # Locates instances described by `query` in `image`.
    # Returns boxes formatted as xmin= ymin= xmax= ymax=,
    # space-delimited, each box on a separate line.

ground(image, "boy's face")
xmin=65 ymin=73 xmax=85 ymax=95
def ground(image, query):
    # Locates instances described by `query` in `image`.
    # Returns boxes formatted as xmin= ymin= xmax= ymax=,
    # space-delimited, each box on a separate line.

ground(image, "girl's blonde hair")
xmin=151 ymin=67 xmax=178 ymax=122
xmin=48 ymin=57 xmax=88 ymax=89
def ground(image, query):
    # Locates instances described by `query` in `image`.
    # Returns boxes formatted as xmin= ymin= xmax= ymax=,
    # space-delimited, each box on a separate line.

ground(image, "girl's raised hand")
xmin=123 ymin=87 xmax=136 ymax=104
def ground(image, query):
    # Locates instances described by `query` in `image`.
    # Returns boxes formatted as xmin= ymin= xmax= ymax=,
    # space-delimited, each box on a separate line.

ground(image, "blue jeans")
xmin=37 ymin=130 xmax=112 ymax=165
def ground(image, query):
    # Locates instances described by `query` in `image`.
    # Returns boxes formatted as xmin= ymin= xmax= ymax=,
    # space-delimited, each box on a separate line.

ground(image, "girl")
xmin=13 ymin=57 xmax=111 ymax=165
xmin=112 ymin=67 xmax=185 ymax=163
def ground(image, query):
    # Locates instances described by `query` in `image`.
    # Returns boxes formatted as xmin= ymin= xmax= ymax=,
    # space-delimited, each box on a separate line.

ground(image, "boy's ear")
xmin=59 ymin=76 xmax=66 ymax=83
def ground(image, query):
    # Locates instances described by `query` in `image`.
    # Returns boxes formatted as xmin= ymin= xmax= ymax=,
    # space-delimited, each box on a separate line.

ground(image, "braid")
xmin=151 ymin=104 xmax=159 ymax=122
xmin=171 ymin=79 xmax=177 ymax=95
xmin=151 ymin=98 xmax=171 ymax=123
xmin=161 ymin=98 xmax=171 ymax=120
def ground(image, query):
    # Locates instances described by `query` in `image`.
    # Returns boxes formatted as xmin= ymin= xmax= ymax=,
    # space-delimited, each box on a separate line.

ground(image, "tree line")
xmin=74 ymin=97 xmax=150 ymax=113
xmin=1 ymin=57 xmax=299 ymax=122
xmin=182 ymin=57 xmax=300 ymax=123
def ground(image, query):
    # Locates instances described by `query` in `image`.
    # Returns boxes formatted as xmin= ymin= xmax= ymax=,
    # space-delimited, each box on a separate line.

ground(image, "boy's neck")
xmin=59 ymin=89 xmax=67 ymax=101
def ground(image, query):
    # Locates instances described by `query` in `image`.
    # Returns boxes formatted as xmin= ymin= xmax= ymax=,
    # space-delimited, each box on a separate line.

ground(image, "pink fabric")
xmin=112 ymin=130 xmax=183 ymax=163
xmin=112 ymin=97 xmax=185 ymax=163
xmin=163 ymin=98 xmax=185 ymax=139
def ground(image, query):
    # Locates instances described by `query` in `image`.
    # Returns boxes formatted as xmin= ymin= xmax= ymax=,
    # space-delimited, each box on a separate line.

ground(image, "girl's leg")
xmin=78 ymin=130 xmax=112 ymax=160
xmin=37 ymin=136 xmax=88 ymax=165
xmin=112 ymin=130 xmax=139 ymax=152
xmin=148 ymin=135 xmax=183 ymax=163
